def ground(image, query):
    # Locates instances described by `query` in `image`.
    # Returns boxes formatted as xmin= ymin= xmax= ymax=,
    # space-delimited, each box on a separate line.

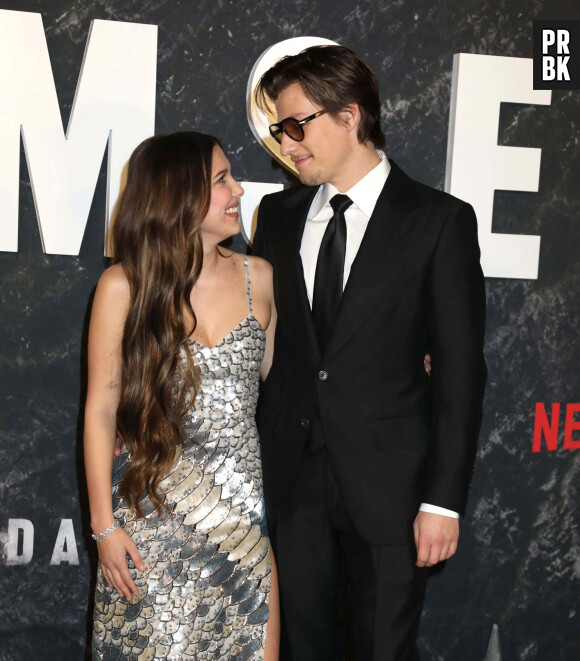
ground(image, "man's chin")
xmin=297 ymin=169 xmax=323 ymax=187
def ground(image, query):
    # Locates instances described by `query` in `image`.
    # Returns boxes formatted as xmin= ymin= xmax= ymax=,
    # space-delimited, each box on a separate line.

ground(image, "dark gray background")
xmin=0 ymin=1 xmax=579 ymax=659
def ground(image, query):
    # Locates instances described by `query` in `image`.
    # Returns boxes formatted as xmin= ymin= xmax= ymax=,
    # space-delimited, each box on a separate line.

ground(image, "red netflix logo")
xmin=533 ymin=403 xmax=580 ymax=452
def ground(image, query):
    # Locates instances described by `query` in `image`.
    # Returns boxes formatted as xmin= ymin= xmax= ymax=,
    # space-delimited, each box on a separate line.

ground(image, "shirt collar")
xmin=310 ymin=151 xmax=391 ymax=220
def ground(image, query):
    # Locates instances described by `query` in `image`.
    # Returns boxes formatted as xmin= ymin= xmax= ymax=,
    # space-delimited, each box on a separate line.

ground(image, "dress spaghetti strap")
xmin=243 ymin=255 xmax=253 ymax=316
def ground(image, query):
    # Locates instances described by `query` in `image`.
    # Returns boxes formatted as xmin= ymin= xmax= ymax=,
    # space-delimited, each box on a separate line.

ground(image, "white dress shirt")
xmin=299 ymin=151 xmax=459 ymax=520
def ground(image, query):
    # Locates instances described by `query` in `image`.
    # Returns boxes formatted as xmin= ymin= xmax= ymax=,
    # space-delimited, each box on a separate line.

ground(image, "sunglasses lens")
xmin=282 ymin=118 xmax=304 ymax=141
xmin=269 ymin=125 xmax=283 ymax=144
xmin=268 ymin=118 xmax=305 ymax=143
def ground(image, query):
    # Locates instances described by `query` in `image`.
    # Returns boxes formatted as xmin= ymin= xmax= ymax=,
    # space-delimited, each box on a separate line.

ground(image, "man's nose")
xmin=279 ymin=131 xmax=296 ymax=157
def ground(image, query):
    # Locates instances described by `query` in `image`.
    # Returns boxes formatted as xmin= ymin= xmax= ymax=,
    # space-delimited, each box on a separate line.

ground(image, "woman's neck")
xmin=198 ymin=243 xmax=231 ymax=280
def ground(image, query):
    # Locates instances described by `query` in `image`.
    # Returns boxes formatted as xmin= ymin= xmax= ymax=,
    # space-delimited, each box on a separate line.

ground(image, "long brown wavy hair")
xmin=112 ymin=131 xmax=220 ymax=517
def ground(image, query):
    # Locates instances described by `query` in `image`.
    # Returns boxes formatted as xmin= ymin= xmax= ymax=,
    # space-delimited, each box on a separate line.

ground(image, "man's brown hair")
xmin=255 ymin=45 xmax=386 ymax=149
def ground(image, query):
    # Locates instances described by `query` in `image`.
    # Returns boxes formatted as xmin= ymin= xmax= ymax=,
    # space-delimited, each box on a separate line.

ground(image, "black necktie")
xmin=312 ymin=194 xmax=353 ymax=347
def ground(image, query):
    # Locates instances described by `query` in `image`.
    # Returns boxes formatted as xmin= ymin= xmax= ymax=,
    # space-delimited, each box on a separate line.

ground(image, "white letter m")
xmin=0 ymin=11 xmax=157 ymax=255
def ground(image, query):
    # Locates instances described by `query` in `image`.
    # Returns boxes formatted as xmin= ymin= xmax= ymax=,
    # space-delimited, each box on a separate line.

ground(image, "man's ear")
xmin=338 ymin=104 xmax=360 ymax=132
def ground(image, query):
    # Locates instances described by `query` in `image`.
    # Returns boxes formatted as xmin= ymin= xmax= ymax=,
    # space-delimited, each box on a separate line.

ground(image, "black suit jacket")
xmin=252 ymin=161 xmax=486 ymax=546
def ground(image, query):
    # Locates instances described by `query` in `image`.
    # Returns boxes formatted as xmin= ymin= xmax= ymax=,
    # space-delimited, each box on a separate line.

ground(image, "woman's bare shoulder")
xmin=88 ymin=264 xmax=131 ymax=344
xmin=93 ymin=264 xmax=130 ymax=313
xmin=245 ymin=255 xmax=273 ymax=308
xmin=97 ymin=263 xmax=130 ymax=295
xmin=246 ymin=254 xmax=273 ymax=280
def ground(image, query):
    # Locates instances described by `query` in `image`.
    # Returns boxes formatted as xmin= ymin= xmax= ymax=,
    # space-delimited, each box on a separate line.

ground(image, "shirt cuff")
xmin=419 ymin=503 xmax=460 ymax=519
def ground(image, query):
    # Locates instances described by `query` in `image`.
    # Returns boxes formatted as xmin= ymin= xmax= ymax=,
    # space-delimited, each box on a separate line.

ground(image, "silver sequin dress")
xmin=93 ymin=256 xmax=271 ymax=660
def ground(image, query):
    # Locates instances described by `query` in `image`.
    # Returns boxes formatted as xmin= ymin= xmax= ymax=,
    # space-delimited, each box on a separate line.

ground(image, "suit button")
xmin=318 ymin=370 xmax=328 ymax=381
xmin=301 ymin=418 xmax=310 ymax=428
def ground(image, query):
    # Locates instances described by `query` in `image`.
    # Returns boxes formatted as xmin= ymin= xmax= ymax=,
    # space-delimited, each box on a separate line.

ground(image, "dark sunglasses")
xmin=268 ymin=110 xmax=328 ymax=144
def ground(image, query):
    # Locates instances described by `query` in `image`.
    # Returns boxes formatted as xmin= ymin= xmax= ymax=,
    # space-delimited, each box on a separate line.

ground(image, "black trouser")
xmin=270 ymin=447 xmax=427 ymax=661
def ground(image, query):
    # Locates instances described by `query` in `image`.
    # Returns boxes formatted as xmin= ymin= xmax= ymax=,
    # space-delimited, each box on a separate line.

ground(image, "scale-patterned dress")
xmin=93 ymin=256 xmax=271 ymax=660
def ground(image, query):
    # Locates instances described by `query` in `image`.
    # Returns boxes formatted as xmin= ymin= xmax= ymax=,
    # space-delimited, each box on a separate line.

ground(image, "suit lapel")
xmin=277 ymin=187 xmax=321 ymax=362
xmin=323 ymin=161 xmax=417 ymax=360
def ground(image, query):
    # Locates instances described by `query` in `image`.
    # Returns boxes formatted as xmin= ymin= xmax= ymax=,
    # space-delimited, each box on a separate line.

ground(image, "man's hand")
xmin=413 ymin=511 xmax=459 ymax=567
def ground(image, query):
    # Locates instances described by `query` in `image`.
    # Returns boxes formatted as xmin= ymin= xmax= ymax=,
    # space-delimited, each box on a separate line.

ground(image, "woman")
xmin=84 ymin=132 xmax=279 ymax=660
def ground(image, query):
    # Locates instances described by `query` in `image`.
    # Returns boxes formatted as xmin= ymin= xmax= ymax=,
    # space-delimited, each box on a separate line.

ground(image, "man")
xmin=252 ymin=45 xmax=486 ymax=660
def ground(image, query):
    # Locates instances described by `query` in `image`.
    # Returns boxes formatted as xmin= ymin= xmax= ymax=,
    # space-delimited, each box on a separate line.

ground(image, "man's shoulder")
xmin=396 ymin=168 xmax=478 ymax=240
xmin=418 ymin=181 xmax=469 ymax=211
xmin=394 ymin=162 xmax=472 ymax=215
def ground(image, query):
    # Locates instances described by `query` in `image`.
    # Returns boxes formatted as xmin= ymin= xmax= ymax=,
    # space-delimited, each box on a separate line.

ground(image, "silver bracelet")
xmin=91 ymin=520 xmax=118 ymax=542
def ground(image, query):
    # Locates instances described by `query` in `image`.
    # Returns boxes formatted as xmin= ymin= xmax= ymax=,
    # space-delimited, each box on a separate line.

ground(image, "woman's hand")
xmin=96 ymin=526 xmax=146 ymax=601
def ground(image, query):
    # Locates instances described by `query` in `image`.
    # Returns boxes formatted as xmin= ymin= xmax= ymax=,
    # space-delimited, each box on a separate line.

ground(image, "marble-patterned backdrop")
xmin=0 ymin=0 xmax=578 ymax=659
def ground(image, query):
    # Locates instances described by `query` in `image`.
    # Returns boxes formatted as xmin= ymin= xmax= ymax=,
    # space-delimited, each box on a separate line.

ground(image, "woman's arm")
xmin=84 ymin=264 xmax=145 ymax=600
xmin=85 ymin=265 xmax=126 ymax=530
